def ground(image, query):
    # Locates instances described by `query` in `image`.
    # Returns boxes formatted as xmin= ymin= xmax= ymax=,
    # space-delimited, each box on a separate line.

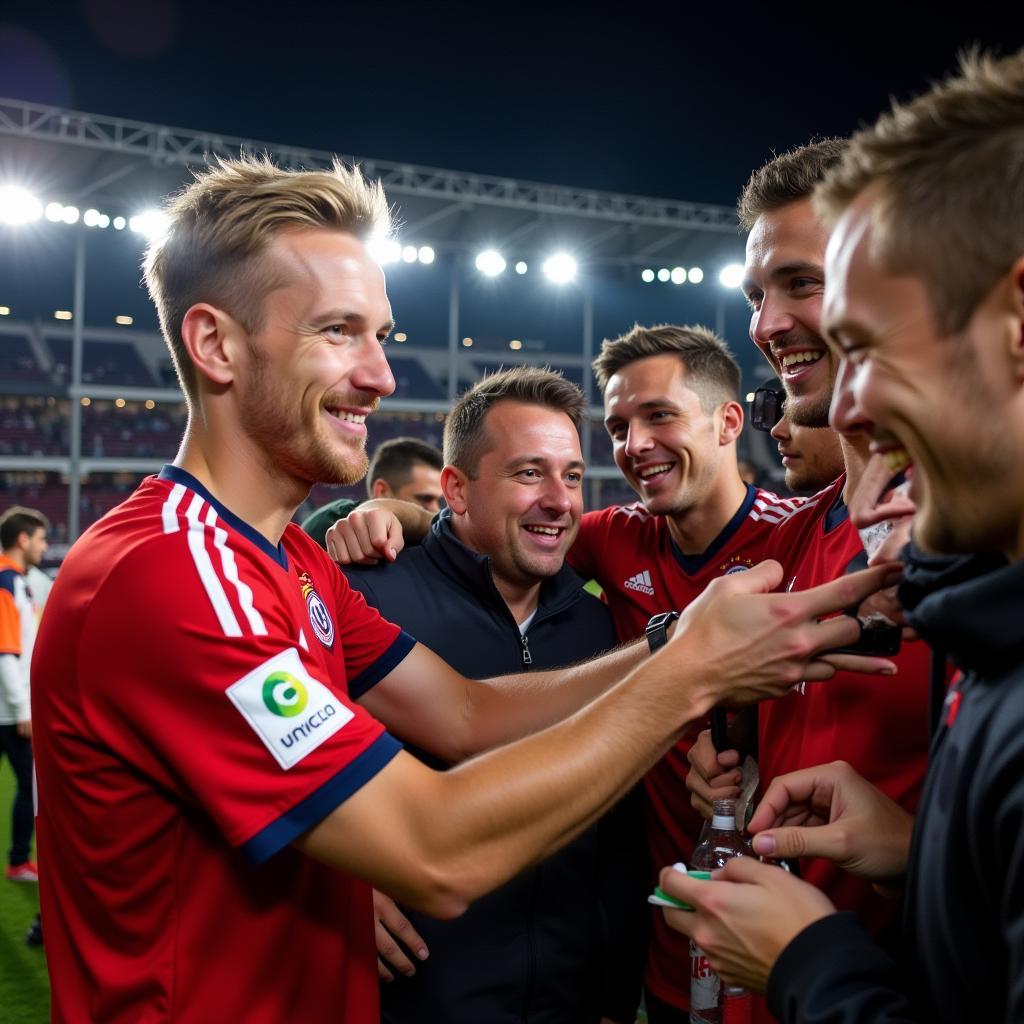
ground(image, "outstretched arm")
xmin=361 ymin=561 xmax=901 ymax=764
xmin=301 ymin=561 xmax=902 ymax=915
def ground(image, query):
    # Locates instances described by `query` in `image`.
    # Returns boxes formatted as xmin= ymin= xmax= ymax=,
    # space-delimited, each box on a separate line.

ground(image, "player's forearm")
xmin=310 ymin=649 xmax=708 ymax=918
xmin=460 ymin=637 xmax=648 ymax=756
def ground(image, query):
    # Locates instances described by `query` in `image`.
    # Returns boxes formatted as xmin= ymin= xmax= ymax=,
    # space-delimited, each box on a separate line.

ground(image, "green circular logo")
xmin=262 ymin=672 xmax=309 ymax=718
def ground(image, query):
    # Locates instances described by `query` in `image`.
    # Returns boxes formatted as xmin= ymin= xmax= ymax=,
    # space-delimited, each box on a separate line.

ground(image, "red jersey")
xmin=759 ymin=475 xmax=931 ymax=931
xmin=32 ymin=467 xmax=415 ymax=1024
xmin=569 ymin=485 xmax=808 ymax=1009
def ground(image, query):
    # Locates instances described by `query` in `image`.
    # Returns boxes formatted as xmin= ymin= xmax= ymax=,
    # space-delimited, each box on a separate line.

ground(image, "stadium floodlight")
xmin=670 ymin=266 xmax=686 ymax=285
xmin=509 ymin=339 xmax=523 ymax=350
xmin=542 ymin=252 xmax=576 ymax=284
xmin=112 ymin=216 xmax=127 ymax=231
xmin=394 ymin=332 xmax=408 ymax=342
xmin=98 ymin=214 xmax=110 ymax=229
xmin=657 ymin=268 xmax=670 ymax=282
xmin=462 ymin=337 xmax=473 ymax=347
xmin=0 ymin=186 xmax=43 ymax=225
xmin=61 ymin=206 xmax=80 ymax=225
xmin=417 ymin=246 xmax=435 ymax=265
xmin=0 ymin=306 xmax=10 ymax=316
xmin=719 ymin=263 xmax=745 ymax=289
xmin=401 ymin=245 xmax=418 ymax=264
xmin=475 ymin=250 xmax=506 ymax=277
xmin=514 ymin=261 xmax=528 ymax=275
xmin=368 ymin=236 xmax=402 ymax=264
xmin=687 ymin=267 xmax=704 ymax=284
xmin=115 ymin=315 xmax=133 ymax=326
xmin=129 ymin=209 xmax=169 ymax=241
xmin=83 ymin=208 xmax=103 ymax=228
xmin=745 ymin=391 xmax=756 ymax=403
xmin=54 ymin=310 xmax=72 ymax=320
xmin=641 ymin=269 xmax=655 ymax=283
xmin=45 ymin=202 xmax=64 ymax=223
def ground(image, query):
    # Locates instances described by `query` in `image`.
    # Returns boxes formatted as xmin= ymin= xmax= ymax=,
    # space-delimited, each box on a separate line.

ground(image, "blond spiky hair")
xmin=144 ymin=155 xmax=391 ymax=402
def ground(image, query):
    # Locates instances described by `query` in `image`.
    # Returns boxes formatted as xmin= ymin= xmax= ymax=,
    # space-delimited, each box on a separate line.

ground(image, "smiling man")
xmin=661 ymin=49 xmax=1024 ymax=1024
xmin=344 ymin=367 xmax=647 ymax=1024
xmin=28 ymin=157 xmax=887 ymax=1024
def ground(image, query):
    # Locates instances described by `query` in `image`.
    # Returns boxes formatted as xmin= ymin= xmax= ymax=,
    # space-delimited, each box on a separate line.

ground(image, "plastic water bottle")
xmin=688 ymin=798 xmax=751 ymax=1024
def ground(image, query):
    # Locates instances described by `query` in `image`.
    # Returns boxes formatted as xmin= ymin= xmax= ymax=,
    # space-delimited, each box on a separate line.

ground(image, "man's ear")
xmin=180 ymin=303 xmax=241 ymax=387
xmin=718 ymin=400 xmax=745 ymax=445
xmin=371 ymin=479 xmax=393 ymax=499
xmin=440 ymin=465 xmax=468 ymax=514
xmin=1009 ymin=255 xmax=1024 ymax=384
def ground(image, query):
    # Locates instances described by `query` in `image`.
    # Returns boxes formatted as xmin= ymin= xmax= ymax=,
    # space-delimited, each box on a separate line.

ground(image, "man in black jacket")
xmin=342 ymin=367 xmax=648 ymax=1024
xmin=659 ymin=49 xmax=1024 ymax=1023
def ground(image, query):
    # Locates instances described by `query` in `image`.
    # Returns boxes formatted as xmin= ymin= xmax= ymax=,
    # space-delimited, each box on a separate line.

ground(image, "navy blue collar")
xmin=823 ymin=489 xmax=850 ymax=534
xmin=671 ymin=483 xmax=758 ymax=575
xmin=159 ymin=465 xmax=289 ymax=569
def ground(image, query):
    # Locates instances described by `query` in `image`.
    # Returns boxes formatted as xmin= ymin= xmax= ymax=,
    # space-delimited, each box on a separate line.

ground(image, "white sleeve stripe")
xmin=204 ymin=506 xmax=268 ymax=636
xmin=162 ymin=483 xmax=186 ymax=534
xmin=185 ymin=494 xmax=243 ymax=637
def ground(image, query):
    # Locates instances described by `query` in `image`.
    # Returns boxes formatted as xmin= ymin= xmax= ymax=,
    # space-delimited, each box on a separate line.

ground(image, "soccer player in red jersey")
xmin=687 ymin=140 xmax=933 ymax=968
xmin=567 ymin=324 xmax=809 ymax=1021
xmin=30 ymin=158 xmax=892 ymax=1024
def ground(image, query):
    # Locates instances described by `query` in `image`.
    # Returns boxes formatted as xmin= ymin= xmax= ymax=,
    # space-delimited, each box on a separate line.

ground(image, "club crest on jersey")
xmin=720 ymin=556 xmax=754 ymax=575
xmin=298 ymin=572 xmax=335 ymax=649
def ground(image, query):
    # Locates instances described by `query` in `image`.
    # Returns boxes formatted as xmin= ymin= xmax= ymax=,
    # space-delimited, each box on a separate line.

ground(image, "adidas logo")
xmin=624 ymin=569 xmax=655 ymax=596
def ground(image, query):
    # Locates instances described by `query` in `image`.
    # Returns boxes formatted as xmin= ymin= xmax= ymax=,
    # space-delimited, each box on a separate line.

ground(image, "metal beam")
xmin=0 ymin=95 xmax=738 ymax=234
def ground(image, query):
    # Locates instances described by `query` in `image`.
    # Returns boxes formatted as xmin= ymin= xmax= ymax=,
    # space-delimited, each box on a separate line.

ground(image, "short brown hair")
xmin=444 ymin=367 xmax=585 ymax=476
xmin=737 ymin=138 xmax=848 ymax=231
xmin=366 ymin=437 xmax=443 ymax=497
xmin=0 ymin=506 xmax=49 ymax=550
xmin=815 ymin=49 xmax=1024 ymax=334
xmin=592 ymin=323 xmax=741 ymax=410
xmin=143 ymin=155 xmax=391 ymax=403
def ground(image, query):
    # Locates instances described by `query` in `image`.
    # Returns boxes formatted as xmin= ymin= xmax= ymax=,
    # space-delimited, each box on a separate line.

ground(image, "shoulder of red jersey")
xmin=581 ymin=502 xmax=657 ymax=529
xmin=747 ymin=487 xmax=816 ymax=526
xmin=70 ymin=475 xmax=286 ymax=642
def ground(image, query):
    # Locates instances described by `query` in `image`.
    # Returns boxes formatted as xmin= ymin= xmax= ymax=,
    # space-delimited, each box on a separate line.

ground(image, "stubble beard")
xmin=240 ymin=346 xmax=368 ymax=488
xmin=785 ymin=390 xmax=832 ymax=429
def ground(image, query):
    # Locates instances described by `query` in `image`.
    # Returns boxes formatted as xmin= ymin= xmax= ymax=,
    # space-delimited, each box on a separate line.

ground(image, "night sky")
xmin=1 ymin=1 xmax=1020 ymax=206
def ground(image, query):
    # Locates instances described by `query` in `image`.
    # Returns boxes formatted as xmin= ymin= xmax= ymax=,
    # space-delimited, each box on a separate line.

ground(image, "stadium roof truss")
xmin=0 ymin=95 xmax=742 ymax=268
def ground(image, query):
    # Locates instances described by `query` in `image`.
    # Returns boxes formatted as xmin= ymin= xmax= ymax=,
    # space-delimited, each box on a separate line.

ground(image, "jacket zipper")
xmin=520 ymin=633 xmax=532 ymax=666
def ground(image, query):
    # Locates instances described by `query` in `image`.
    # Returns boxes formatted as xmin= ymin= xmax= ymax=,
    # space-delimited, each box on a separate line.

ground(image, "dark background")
xmin=2 ymin=1 xmax=1019 ymax=204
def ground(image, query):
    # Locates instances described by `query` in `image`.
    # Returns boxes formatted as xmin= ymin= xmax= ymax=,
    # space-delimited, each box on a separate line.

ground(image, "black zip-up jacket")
xmin=767 ymin=545 xmax=1021 ymax=1023
xmin=344 ymin=508 xmax=649 ymax=1024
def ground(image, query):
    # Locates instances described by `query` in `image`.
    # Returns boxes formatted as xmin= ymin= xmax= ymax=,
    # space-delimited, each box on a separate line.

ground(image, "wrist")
xmin=645 ymin=611 xmax=680 ymax=654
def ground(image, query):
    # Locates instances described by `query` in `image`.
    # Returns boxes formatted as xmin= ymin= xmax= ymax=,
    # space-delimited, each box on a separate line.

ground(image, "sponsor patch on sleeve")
xmin=226 ymin=648 xmax=354 ymax=770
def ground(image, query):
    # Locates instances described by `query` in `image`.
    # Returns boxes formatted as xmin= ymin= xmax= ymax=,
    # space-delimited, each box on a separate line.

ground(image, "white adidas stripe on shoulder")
xmin=749 ymin=497 xmax=819 ymax=525
xmin=184 ymin=493 xmax=243 ymax=637
xmin=204 ymin=505 xmax=268 ymax=636
xmin=161 ymin=482 xmax=186 ymax=534
xmin=160 ymin=483 xmax=271 ymax=638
